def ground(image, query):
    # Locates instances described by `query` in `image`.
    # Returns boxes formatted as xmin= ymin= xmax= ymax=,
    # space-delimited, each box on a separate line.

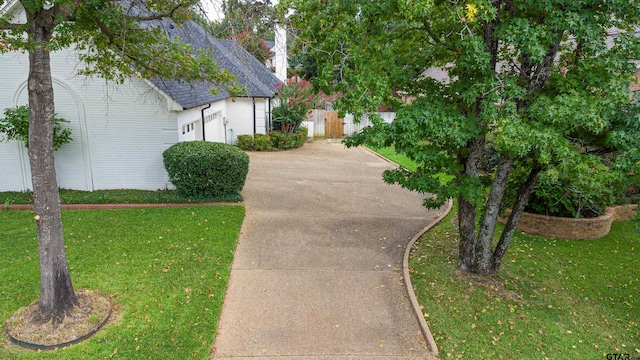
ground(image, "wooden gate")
xmin=324 ymin=111 xmax=344 ymax=138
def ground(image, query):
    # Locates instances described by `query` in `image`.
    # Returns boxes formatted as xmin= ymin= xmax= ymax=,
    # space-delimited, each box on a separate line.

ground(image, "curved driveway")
xmin=212 ymin=140 xmax=444 ymax=360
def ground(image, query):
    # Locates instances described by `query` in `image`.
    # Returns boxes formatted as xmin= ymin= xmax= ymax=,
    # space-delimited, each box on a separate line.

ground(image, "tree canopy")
xmin=284 ymin=0 xmax=640 ymax=274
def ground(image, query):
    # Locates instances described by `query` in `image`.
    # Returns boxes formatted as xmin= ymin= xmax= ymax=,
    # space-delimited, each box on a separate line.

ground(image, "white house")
xmin=0 ymin=2 xmax=282 ymax=192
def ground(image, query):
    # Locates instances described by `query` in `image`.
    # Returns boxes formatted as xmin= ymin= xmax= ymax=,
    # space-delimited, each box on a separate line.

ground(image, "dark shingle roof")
xmin=149 ymin=20 xmax=282 ymax=109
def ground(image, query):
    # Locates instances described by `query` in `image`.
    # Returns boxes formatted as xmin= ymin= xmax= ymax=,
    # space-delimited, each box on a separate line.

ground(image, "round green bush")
xmin=163 ymin=141 xmax=249 ymax=199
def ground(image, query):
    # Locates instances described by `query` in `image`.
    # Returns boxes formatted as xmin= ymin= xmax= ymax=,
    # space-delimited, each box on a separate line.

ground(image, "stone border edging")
xmin=3 ymin=201 xmax=242 ymax=211
xmin=403 ymin=198 xmax=452 ymax=358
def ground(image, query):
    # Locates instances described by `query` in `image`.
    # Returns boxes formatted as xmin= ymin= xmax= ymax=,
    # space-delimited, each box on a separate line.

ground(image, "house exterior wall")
xmin=176 ymin=98 xmax=272 ymax=145
xmin=225 ymin=98 xmax=269 ymax=143
xmin=0 ymin=48 xmax=178 ymax=192
xmin=176 ymin=102 xmax=228 ymax=144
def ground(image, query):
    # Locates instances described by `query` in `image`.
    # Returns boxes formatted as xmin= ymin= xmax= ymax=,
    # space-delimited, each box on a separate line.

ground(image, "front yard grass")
xmin=366 ymin=146 xmax=454 ymax=184
xmin=411 ymin=204 xmax=639 ymax=359
xmin=0 ymin=205 xmax=244 ymax=359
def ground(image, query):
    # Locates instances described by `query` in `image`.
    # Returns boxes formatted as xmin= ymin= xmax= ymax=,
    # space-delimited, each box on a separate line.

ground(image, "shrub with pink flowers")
xmin=272 ymin=79 xmax=316 ymax=134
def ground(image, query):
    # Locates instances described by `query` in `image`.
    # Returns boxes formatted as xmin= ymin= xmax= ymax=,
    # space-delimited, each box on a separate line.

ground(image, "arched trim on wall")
xmin=14 ymin=76 xmax=95 ymax=191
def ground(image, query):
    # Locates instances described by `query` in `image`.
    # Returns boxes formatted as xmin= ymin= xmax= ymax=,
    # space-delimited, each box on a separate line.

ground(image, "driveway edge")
xmin=403 ymin=198 xmax=452 ymax=358
xmin=360 ymin=145 xmax=451 ymax=357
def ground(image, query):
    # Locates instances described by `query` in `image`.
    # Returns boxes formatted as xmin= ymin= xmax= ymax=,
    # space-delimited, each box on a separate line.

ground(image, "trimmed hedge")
xmin=236 ymin=135 xmax=254 ymax=151
xmin=163 ymin=141 xmax=249 ymax=199
xmin=237 ymin=130 xmax=307 ymax=151
xmin=253 ymin=133 xmax=272 ymax=151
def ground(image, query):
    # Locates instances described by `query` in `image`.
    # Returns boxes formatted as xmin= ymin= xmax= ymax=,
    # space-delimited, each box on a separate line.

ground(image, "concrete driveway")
xmin=212 ymin=140 xmax=444 ymax=360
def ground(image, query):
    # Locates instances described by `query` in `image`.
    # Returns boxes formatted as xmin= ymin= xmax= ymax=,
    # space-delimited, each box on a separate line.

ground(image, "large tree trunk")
xmin=491 ymin=166 xmax=541 ymax=272
xmin=27 ymin=14 xmax=77 ymax=326
xmin=474 ymin=155 xmax=513 ymax=274
xmin=457 ymin=138 xmax=485 ymax=272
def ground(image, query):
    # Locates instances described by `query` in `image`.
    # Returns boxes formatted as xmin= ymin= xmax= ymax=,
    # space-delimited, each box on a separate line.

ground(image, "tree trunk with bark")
xmin=474 ymin=155 xmax=514 ymax=274
xmin=491 ymin=166 xmax=541 ymax=272
xmin=457 ymin=137 xmax=484 ymax=272
xmin=27 ymin=11 xmax=77 ymax=326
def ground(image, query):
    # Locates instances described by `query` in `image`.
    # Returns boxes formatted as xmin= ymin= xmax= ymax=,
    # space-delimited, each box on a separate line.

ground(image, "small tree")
xmin=272 ymin=79 xmax=315 ymax=134
xmin=0 ymin=105 xmax=72 ymax=150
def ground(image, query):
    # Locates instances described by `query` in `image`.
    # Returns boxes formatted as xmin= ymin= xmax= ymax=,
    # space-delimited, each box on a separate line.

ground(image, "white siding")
xmin=176 ymin=102 xmax=228 ymax=143
xmin=177 ymin=107 xmax=204 ymax=142
xmin=225 ymin=98 xmax=269 ymax=143
xmin=0 ymin=48 xmax=178 ymax=191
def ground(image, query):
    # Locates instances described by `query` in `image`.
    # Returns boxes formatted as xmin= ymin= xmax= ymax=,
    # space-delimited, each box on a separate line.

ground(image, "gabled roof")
xmin=0 ymin=0 xmax=281 ymax=111
xmin=149 ymin=20 xmax=282 ymax=109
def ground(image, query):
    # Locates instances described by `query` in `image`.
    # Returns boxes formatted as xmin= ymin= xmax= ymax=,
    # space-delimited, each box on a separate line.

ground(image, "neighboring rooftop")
xmin=150 ymin=20 xmax=282 ymax=110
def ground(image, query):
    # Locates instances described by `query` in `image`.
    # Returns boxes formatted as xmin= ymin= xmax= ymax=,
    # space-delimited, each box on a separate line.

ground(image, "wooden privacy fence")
xmin=309 ymin=110 xmax=396 ymax=138
xmin=324 ymin=111 xmax=344 ymax=138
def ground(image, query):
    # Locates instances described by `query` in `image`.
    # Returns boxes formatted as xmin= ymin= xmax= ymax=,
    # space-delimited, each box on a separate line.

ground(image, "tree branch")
xmin=528 ymin=30 xmax=565 ymax=95
xmin=0 ymin=22 xmax=23 ymax=30
xmin=421 ymin=20 xmax=456 ymax=52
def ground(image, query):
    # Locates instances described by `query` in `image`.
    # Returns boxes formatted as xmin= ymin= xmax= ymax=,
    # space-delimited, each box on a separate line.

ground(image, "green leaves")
xmin=163 ymin=141 xmax=249 ymax=199
xmin=288 ymin=0 xmax=640 ymax=272
xmin=0 ymin=105 xmax=73 ymax=151
xmin=272 ymin=79 xmax=316 ymax=134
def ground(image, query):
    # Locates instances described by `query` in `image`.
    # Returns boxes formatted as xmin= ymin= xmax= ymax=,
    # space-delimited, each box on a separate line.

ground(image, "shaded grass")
xmin=0 ymin=206 xmax=244 ymax=359
xmin=367 ymin=146 xmax=418 ymax=171
xmin=410 ymin=204 xmax=639 ymax=359
xmin=366 ymin=146 xmax=454 ymax=184
xmin=0 ymin=188 xmax=242 ymax=206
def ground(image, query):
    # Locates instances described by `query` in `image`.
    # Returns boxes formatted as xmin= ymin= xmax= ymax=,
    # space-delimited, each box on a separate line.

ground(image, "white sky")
xmin=200 ymin=0 xmax=224 ymax=21
xmin=199 ymin=0 xmax=281 ymax=22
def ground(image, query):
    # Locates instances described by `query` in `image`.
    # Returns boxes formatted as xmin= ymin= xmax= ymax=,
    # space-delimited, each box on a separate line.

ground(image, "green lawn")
xmin=367 ymin=146 xmax=418 ymax=171
xmin=411 ymin=204 xmax=639 ymax=359
xmin=366 ymin=146 xmax=453 ymax=184
xmin=0 ymin=206 xmax=244 ymax=359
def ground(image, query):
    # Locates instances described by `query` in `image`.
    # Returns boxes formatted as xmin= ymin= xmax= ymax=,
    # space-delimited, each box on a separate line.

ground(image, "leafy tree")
xmin=0 ymin=0 xmax=240 ymax=328
xmin=193 ymin=1 xmax=275 ymax=64
xmin=288 ymin=47 xmax=317 ymax=79
xmin=217 ymin=0 xmax=275 ymax=38
xmin=284 ymin=0 xmax=640 ymax=274
xmin=272 ymin=79 xmax=315 ymax=133
xmin=233 ymin=29 xmax=272 ymax=64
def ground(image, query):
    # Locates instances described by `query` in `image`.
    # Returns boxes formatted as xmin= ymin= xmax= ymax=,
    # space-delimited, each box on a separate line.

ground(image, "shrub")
xmin=0 ymin=105 xmax=72 ymax=150
xmin=268 ymin=131 xmax=306 ymax=150
xmin=235 ymin=130 xmax=306 ymax=152
xmin=519 ymin=158 xmax=618 ymax=218
xmin=272 ymin=79 xmax=316 ymax=134
xmin=236 ymin=135 xmax=254 ymax=150
xmin=284 ymin=132 xmax=305 ymax=149
xmin=253 ymin=133 xmax=273 ymax=151
xmin=269 ymin=131 xmax=286 ymax=149
xmin=163 ymin=141 xmax=249 ymax=199
xmin=297 ymin=125 xmax=309 ymax=138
